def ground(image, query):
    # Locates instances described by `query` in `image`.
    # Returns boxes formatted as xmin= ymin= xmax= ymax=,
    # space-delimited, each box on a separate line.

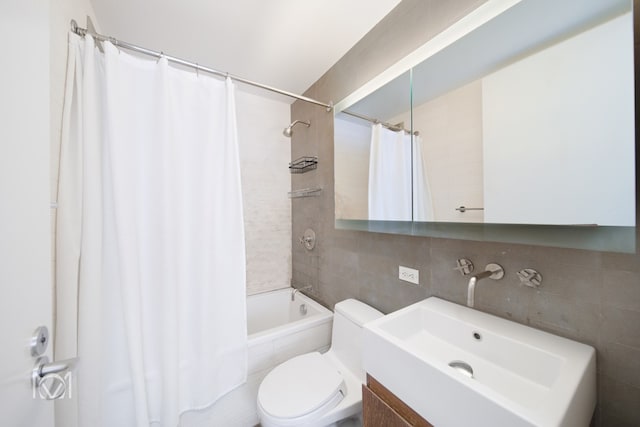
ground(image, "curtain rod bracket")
xmin=326 ymin=101 xmax=333 ymax=113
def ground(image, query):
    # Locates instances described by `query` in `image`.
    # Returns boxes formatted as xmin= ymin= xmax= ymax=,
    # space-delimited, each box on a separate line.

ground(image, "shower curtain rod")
xmin=342 ymin=109 xmax=419 ymax=136
xmin=70 ymin=20 xmax=333 ymax=111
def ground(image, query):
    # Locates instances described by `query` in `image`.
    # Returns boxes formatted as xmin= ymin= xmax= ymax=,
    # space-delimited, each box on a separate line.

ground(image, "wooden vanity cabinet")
xmin=362 ymin=374 xmax=433 ymax=427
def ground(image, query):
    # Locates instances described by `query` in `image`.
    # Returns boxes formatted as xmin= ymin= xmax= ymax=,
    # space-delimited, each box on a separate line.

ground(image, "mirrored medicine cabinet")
xmin=333 ymin=0 xmax=637 ymax=253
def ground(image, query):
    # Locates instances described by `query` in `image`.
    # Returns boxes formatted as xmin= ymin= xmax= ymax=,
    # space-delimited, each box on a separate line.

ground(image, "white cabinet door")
xmin=0 ymin=1 xmax=55 ymax=426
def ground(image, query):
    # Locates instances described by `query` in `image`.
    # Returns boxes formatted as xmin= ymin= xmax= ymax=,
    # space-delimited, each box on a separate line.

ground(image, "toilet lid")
xmin=258 ymin=352 xmax=345 ymax=420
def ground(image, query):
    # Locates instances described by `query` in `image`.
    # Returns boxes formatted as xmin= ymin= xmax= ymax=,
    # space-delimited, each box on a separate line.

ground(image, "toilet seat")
xmin=257 ymin=352 xmax=345 ymax=425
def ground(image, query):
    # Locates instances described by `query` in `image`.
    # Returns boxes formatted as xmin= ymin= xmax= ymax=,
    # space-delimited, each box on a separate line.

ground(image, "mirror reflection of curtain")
xmin=368 ymin=123 xmax=412 ymax=220
xmin=412 ymin=135 xmax=434 ymax=221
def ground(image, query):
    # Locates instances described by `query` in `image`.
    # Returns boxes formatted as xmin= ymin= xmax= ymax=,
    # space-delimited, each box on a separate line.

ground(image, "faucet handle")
xmin=455 ymin=258 xmax=474 ymax=275
xmin=517 ymin=268 xmax=543 ymax=288
xmin=299 ymin=228 xmax=316 ymax=250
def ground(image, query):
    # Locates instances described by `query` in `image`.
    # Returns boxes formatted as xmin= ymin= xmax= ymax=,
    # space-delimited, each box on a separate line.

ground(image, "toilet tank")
xmin=331 ymin=299 xmax=384 ymax=382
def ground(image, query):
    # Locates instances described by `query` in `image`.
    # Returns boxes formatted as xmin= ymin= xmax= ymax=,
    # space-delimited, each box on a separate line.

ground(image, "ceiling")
xmin=89 ymin=0 xmax=402 ymax=101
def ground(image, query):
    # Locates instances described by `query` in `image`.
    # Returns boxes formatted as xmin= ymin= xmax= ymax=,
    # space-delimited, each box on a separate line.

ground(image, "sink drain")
xmin=449 ymin=360 xmax=474 ymax=379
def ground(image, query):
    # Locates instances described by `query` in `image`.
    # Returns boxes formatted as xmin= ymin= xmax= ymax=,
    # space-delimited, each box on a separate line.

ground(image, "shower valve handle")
xmin=299 ymin=228 xmax=316 ymax=250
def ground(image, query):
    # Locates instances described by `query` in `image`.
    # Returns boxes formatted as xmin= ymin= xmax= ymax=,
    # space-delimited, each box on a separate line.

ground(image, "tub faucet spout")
xmin=467 ymin=263 xmax=504 ymax=308
xmin=291 ymin=285 xmax=312 ymax=301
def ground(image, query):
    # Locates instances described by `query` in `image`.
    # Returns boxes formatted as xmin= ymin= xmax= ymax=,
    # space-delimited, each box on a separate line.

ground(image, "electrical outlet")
xmin=399 ymin=266 xmax=419 ymax=285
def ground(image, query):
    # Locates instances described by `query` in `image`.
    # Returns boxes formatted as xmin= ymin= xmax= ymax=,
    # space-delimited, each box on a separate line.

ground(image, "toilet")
xmin=257 ymin=299 xmax=384 ymax=427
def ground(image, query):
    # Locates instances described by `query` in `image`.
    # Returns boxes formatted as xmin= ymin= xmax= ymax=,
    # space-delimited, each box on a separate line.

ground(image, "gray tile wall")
xmin=290 ymin=0 xmax=640 ymax=425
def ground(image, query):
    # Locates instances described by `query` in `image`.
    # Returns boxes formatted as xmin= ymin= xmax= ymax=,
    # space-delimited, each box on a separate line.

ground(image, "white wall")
xmin=483 ymin=12 xmax=635 ymax=226
xmin=236 ymin=90 xmax=292 ymax=295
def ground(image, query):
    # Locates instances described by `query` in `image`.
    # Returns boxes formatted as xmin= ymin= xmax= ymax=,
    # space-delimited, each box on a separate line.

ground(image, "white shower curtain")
xmin=368 ymin=124 xmax=433 ymax=221
xmin=56 ymin=34 xmax=247 ymax=427
xmin=412 ymin=134 xmax=434 ymax=221
xmin=368 ymin=123 xmax=412 ymax=220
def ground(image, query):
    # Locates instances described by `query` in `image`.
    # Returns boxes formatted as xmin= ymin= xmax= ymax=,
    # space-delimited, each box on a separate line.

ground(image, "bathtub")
xmin=247 ymin=288 xmax=333 ymax=373
xmin=180 ymin=288 xmax=333 ymax=427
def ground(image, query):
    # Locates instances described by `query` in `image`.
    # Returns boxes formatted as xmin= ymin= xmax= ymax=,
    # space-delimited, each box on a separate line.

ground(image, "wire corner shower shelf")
xmin=288 ymin=187 xmax=322 ymax=199
xmin=289 ymin=156 xmax=318 ymax=174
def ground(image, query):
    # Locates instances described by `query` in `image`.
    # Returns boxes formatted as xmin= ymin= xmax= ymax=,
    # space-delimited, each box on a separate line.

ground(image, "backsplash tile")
xmin=528 ymin=294 xmax=601 ymax=346
xmin=602 ymin=269 xmax=640 ymax=311
xmin=599 ymin=341 xmax=640 ymax=389
xmin=601 ymin=306 xmax=640 ymax=349
xmin=599 ymin=376 xmax=640 ymax=426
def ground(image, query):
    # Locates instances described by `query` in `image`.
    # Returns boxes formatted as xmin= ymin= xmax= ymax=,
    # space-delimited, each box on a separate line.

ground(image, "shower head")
xmin=283 ymin=120 xmax=310 ymax=138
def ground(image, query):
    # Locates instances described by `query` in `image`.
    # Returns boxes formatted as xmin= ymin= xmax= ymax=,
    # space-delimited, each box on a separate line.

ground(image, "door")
xmin=0 ymin=1 xmax=55 ymax=426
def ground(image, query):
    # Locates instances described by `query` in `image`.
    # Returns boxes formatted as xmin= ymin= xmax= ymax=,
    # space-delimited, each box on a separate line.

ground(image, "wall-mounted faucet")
xmin=455 ymin=259 xmax=542 ymax=307
xmin=466 ymin=263 xmax=504 ymax=308
xmin=291 ymin=284 xmax=312 ymax=301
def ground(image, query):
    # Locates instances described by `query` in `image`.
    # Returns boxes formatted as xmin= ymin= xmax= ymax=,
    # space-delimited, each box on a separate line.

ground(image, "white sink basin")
xmin=363 ymin=297 xmax=596 ymax=427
